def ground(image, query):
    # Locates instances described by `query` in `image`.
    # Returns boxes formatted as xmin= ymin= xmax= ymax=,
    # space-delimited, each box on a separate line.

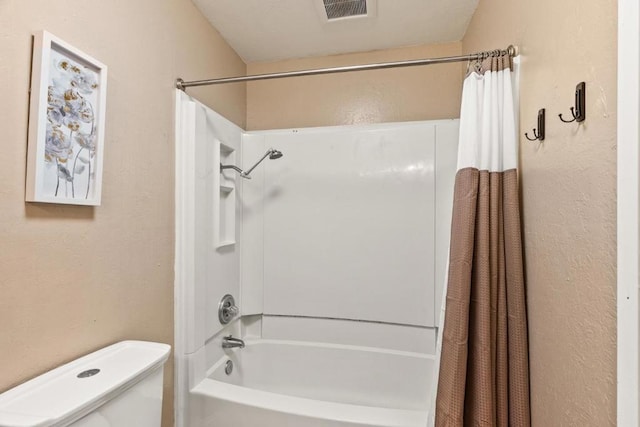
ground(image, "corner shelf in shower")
xmin=214 ymin=140 xmax=236 ymax=249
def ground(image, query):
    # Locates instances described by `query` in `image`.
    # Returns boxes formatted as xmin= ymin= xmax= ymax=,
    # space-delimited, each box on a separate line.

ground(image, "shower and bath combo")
xmin=220 ymin=148 xmax=283 ymax=179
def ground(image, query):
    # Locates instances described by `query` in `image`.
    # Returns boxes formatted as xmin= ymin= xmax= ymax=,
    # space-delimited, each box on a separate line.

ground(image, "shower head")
xmin=220 ymin=148 xmax=283 ymax=180
xmin=269 ymin=149 xmax=283 ymax=160
xmin=242 ymin=148 xmax=283 ymax=178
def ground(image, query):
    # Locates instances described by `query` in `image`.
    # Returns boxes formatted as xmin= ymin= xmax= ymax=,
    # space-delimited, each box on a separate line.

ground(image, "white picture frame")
xmin=26 ymin=31 xmax=107 ymax=206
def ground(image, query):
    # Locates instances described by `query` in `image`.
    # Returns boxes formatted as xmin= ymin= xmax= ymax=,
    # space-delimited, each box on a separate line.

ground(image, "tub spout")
xmin=222 ymin=335 xmax=245 ymax=349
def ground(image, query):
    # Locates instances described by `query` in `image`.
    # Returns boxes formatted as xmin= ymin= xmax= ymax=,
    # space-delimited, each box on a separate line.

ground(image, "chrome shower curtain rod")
xmin=176 ymin=45 xmax=516 ymax=90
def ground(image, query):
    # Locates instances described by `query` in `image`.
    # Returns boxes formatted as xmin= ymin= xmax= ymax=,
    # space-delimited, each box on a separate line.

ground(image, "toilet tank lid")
xmin=0 ymin=340 xmax=170 ymax=427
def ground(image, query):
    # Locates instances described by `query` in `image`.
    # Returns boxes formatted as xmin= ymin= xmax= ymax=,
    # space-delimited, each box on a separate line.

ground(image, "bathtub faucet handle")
xmin=218 ymin=294 xmax=239 ymax=325
xmin=226 ymin=305 xmax=239 ymax=317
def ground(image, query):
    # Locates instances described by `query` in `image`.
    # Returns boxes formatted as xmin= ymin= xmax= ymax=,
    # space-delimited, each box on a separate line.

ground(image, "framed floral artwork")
xmin=26 ymin=31 xmax=107 ymax=205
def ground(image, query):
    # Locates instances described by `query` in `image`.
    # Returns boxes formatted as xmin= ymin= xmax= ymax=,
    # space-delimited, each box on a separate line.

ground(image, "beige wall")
xmin=246 ymin=42 xmax=463 ymax=130
xmin=0 ymin=1 xmax=246 ymax=426
xmin=0 ymin=0 xmax=618 ymax=426
xmin=463 ymin=1 xmax=617 ymax=426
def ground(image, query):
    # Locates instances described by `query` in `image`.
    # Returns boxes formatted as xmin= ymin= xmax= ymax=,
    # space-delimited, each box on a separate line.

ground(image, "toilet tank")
xmin=0 ymin=341 xmax=171 ymax=427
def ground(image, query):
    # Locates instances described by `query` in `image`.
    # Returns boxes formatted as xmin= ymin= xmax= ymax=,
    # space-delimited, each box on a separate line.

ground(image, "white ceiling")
xmin=192 ymin=0 xmax=480 ymax=63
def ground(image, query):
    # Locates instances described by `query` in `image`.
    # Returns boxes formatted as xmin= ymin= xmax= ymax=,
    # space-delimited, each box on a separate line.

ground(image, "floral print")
xmin=45 ymin=52 xmax=99 ymax=199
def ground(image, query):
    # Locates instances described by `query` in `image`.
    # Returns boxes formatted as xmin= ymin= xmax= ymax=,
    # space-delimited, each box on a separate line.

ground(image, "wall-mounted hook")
xmin=525 ymin=109 xmax=546 ymax=141
xmin=558 ymin=82 xmax=586 ymax=123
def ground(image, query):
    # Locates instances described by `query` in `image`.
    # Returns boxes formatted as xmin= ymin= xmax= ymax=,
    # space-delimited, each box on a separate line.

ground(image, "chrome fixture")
xmin=176 ymin=46 xmax=516 ymax=89
xmin=220 ymin=148 xmax=283 ymax=180
xmin=218 ymin=294 xmax=239 ymax=325
xmin=222 ymin=335 xmax=245 ymax=349
xmin=225 ymin=360 xmax=234 ymax=375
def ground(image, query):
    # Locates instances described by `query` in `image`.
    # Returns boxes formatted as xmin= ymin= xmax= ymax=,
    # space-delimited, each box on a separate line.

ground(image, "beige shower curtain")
xmin=434 ymin=54 xmax=531 ymax=426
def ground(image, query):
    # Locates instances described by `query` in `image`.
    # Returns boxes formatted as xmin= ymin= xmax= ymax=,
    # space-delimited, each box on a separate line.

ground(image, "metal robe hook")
xmin=525 ymin=109 xmax=546 ymax=141
xmin=559 ymin=82 xmax=586 ymax=123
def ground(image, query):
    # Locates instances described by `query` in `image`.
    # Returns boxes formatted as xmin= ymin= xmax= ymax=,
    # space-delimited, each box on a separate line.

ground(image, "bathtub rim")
xmin=194 ymin=338 xmax=433 ymax=427
xmin=192 ymin=376 xmax=429 ymax=427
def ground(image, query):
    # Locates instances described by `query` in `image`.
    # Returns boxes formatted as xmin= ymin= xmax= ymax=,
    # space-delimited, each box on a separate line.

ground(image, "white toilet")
xmin=0 ymin=341 xmax=170 ymax=427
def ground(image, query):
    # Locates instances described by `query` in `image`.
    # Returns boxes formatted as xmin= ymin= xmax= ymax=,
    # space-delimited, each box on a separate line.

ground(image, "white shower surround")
xmin=175 ymin=90 xmax=460 ymax=426
xmin=241 ymin=120 xmax=460 ymax=328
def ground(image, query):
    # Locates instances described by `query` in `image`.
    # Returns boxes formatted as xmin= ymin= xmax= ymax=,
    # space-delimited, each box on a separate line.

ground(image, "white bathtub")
xmin=190 ymin=339 xmax=433 ymax=427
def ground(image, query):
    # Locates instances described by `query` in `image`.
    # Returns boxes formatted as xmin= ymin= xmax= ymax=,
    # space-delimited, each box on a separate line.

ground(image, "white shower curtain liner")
xmin=457 ymin=61 xmax=518 ymax=172
xmin=428 ymin=56 xmax=521 ymax=427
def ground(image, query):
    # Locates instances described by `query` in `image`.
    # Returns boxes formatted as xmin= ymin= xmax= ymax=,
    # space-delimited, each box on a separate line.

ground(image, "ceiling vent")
xmin=323 ymin=0 xmax=368 ymax=20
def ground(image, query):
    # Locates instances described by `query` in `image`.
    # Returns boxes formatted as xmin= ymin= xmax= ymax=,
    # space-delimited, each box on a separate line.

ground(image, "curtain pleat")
xmin=434 ymin=54 xmax=530 ymax=427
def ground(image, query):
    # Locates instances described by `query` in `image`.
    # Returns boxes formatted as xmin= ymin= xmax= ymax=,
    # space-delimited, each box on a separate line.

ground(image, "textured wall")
xmin=463 ymin=1 xmax=617 ymax=426
xmin=0 ymin=1 xmax=246 ymax=425
xmin=246 ymin=42 xmax=463 ymax=130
